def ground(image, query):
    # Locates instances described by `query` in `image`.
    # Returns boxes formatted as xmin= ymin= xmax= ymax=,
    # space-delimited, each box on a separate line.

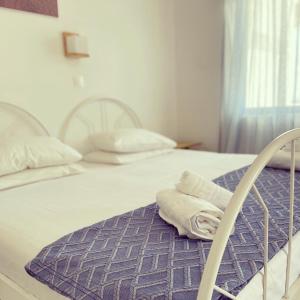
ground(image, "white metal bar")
xmin=214 ymin=285 xmax=237 ymax=299
xmin=59 ymin=97 xmax=143 ymax=143
xmin=284 ymin=140 xmax=296 ymax=298
xmin=252 ymin=185 xmax=269 ymax=300
xmin=197 ymin=130 xmax=300 ymax=300
xmin=76 ymin=113 xmax=95 ymax=135
xmin=0 ymin=102 xmax=50 ymax=136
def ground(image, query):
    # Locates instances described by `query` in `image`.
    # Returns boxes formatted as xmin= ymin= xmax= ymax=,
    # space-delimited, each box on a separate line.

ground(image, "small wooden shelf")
xmin=176 ymin=142 xmax=204 ymax=150
xmin=65 ymin=52 xmax=90 ymax=58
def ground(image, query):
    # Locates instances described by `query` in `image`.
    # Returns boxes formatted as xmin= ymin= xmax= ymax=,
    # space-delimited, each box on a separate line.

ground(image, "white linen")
xmin=283 ymin=140 xmax=300 ymax=152
xmin=267 ymin=150 xmax=300 ymax=170
xmin=0 ymin=150 xmax=297 ymax=300
xmin=0 ymin=164 xmax=84 ymax=191
xmin=176 ymin=170 xmax=233 ymax=210
xmin=0 ymin=139 xmax=27 ymax=176
xmin=90 ymin=128 xmax=176 ymax=153
xmin=84 ymin=148 xmax=173 ymax=164
xmin=157 ymin=189 xmax=223 ymax=240
xmin=0 ymin=136 xmax=82 ymax=177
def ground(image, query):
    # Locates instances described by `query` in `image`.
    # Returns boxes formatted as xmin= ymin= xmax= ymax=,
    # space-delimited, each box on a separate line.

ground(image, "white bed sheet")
xmin=0 ymin=150 xmax=298 ymax=300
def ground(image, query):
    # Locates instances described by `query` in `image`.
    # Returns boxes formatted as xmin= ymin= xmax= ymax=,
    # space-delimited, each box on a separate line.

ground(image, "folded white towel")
xmin=156 ymin=189 xmax=224 ymax=240
xmin=268 ymin=150 xmax=300 ymax=171
xmin=176 ymin=171 xmax=233 ymax=211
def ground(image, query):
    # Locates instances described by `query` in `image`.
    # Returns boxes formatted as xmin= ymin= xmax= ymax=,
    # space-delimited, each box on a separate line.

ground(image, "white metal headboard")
xmin=0 ymin=102 xmax=49 ymax=139
xmin=60 ymin=97 xmax=142 ymax=154
xmin=198 ymin=128 xmax=300 ymax=300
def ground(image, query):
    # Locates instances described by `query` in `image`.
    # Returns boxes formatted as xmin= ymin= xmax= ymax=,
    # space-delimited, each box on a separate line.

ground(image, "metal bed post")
xmin=197 ymin=129 xmax=300 ymax=300
xmin=283 ymin=140 xmax=296 ymax=300
xmin=252 ymin=185 xmax=269 ymax=300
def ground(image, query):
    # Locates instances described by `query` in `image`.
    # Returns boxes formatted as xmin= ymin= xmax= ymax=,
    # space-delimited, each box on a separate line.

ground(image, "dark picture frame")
xmin=0 ymin=0 xmax=58 ymax=17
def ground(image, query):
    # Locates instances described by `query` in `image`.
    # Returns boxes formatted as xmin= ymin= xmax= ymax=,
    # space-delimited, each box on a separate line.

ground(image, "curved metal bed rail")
xmin=0 ymin=101 xmax=49 ymax=137
xmin=198 ymin=128 xmax=300 ymax=300
xmin=59 ymin=97 xmax=143 ymax=154
xmin=60 ymin=97 xmax=142 ymax=143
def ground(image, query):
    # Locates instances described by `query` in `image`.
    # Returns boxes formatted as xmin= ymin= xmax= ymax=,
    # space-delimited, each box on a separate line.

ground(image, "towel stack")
xmin=268 ymin=141 xmax=300 ymax=170
xmin=156 ymin=171 xmax=233 ymax=240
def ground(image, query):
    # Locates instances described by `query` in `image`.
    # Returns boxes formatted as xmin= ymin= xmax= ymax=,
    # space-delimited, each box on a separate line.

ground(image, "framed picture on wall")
xmin=0 ymin=0 xmax=58 ymax=17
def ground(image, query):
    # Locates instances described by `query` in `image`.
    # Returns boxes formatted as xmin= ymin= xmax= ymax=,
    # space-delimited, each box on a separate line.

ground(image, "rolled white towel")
xmin=267 ymin=150 xmax=300 ymax=171
xmin=176 ymin=171 xmax=233 ymax=211
xmin=156 ymin=189 xmax=224 ymax=240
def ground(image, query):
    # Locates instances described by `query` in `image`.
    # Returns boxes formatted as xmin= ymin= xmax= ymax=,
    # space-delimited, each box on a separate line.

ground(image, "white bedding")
xmin=0 ymin=150 xmax=299 ymax=300
xmin=0 ymin=164 xmax=84 ymax=191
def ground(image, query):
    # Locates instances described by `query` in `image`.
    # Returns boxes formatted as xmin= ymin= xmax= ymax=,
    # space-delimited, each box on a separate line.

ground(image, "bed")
xmin=0 ymin=99 xmax=299 ymax=300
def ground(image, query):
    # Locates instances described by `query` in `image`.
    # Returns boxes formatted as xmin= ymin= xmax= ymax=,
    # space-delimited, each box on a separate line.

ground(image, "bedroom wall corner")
xmin=174 ymin=0 xmax=224 ymax=151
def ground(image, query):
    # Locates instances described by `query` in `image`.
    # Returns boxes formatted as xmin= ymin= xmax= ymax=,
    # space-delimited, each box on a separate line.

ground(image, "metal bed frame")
xmin=198 ymin=128 xmax=300 ymax=300
xmin=60 ymin=98 xmax=300 ymax=299
xmin=0 ymin=100 xmax=299 ymax=299
xmin=59 ymin=97 xmax=142 ymax=153
xmin=0 ymin=102 xmax=49 ymax=137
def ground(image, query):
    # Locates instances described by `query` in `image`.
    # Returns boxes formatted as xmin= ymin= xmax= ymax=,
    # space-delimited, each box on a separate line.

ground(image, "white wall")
xmin=174 ymin=0 xmax=223 ymax=151
xmin=0 ymin=1 xmax=224 ymax=148
xmin=0 ymin=0 xmax=177 ymax=138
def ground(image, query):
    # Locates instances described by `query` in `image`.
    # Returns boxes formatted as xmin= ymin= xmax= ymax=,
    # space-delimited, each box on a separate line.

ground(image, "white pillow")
xmin=267 ymin=150 xmax=300 ymax=170
xmin=90 ymin=128 xmax=177 ymax=153
xmin=0 ymin=164 xmax=84 ymax=191
xmin=0 ymin=136 xmax=82 ymax=177
xmin=84 ymin=149 xmax=174 ymax=165
xmin=283 ymin=140 xmax=300 ymax=152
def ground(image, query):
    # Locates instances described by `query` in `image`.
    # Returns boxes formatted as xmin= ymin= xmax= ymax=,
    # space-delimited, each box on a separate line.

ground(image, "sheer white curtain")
xmin=221 ymin=0 xmax=300 ymax=154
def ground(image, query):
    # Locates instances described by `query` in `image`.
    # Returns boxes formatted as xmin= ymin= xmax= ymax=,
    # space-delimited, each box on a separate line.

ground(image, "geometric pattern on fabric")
xmin=25 ymin=166 xmax=300 ymax=300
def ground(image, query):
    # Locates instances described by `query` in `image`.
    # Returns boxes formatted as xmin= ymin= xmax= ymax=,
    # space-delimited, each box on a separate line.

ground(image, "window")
xmin=245 ymin=0 xmax=300 ymax=109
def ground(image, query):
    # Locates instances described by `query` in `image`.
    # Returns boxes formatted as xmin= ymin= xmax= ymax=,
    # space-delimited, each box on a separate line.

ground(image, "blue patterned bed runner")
xmin=25 ymin=166 xmax=300 ymax=300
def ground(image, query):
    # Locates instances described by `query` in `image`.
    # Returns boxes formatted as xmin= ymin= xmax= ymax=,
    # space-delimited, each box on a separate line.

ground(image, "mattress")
xmin=0 ymin=150 xmax=298 ymax=300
